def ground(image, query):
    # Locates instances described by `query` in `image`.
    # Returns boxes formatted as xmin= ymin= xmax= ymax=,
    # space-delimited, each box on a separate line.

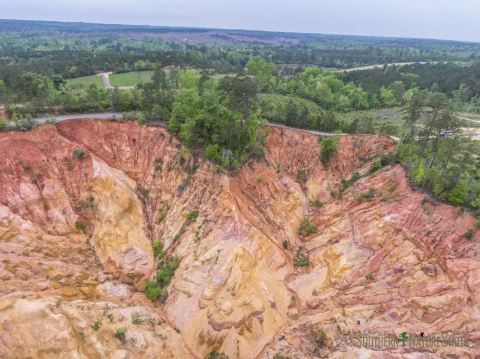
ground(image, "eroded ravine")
xmin=0 ymin=120 xmax=478 ymax=358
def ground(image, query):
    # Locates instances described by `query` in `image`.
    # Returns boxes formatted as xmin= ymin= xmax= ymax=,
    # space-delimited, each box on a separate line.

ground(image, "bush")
xmin=310 ymin=198 xmax=324 ymax=207
xmin=186 ymin=210 xmax=199 ymax=222
xmin=156 ymin=257 xmax=180 ymax=287
xmin=152 ymin=240 xmax=164 ymax=259
xmin=91 ymin=319 xmax=101 ymax=331
xmin=297 ymin=169 xmax=307 ymax=183
xmin=311 ymin=329 xmax=329 ymax=349
xmin=72 ymin=148 xmax=86 ymax=160
xmin=298 ymin=219 xmax=317 ymax=236
xmin=370 ymin=159 xmax=382 ymax=173
xmin=465 ymin=229 xmax=475 ymax=240
xmin=340 ymin=172 xmax=360 ymax=192
xmin=75 ymin=220 xmax=87 ymax=232
xmin=320 ymin=136 xmax=339 ymax=166
xmin=294 ymin=247 xmax=310 ymax=268
xmin=366 ymin=272 xmax=374 ymax=282
xmin=131 ymin=312 xmax=143 ymax=325
xmin=355 ymin=188 xmax=376 ymax=202
xmin=205 ymin=348 xmax=229 ymax=359
xmin=114 ymin=327 xmax=127 ymax=343
xmin=145 ymin=281 xmax=164 ymax=301
xmin=0 ymin=117 xmax=8 ymax=131
xmin=476 ymin=220 xmax=480 ymax=229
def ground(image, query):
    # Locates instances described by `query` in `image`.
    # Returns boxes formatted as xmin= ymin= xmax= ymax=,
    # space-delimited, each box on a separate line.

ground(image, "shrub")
xmin=370 ymin=159 xmax=382 ymax=173
xmin=91 ymin=319 xmax=101 ymax=331
xmin=282 ymin=240 xmax=289 ymax=250
xmin=72 ymin=148 xmax=86 ymax=160
xmin=114 ymin=327 xmax=127 ymax=343
xmin=310 ymin=198 xmax=324 ymax=207
xmin=294 ymin=247 xmax=310 ymax=268
xmin=311 ymin=329 xmax=329 ymax=349
xmin=297 ymin=169 xmax=307 ymax=183
xmin=145 ymin=281 xmax=164 ymax=301
xmin=131 ymin=312 xmax=143 ymax=325
xmin=152 ymin=240 xmax=165 ymax=259
xmin=465 ymin=229 xmax=475 ymax=240
xmin=340 ymin=172 xmax=360 ymax=192
xmin=75 ymin=220 xmax=87 ymax=232
xmin=476 ymin=220 xmax=480 ymax=229
xmin=186 ymin=210 xmax=199 ymax=222
xmin=0 ymin=117 xmax=8 ymax=131
xmin=320 ymin=136 xmax=339 ymax=166
xmin=355 ymin=188 xmax=376 ymax=202
xmin=154 ymin=157 xmax=163 ymax=171
xmin=298 ymin=219 xmax=317 ymax=236
xmin=205 ymin=348 xmax=229 ymax=359
xmin=156 ymin=257 xmax=180 ymax=287
xmin=366 ymin=272 xmax=374 ymax=282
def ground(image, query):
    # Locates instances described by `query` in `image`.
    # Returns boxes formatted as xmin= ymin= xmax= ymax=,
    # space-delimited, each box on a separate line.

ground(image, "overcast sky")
xmin=1 ymin=0 xmax=479 ymax=42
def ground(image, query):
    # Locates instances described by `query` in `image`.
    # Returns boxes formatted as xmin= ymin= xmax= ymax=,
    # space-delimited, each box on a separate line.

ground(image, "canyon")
xmin=0 ymin=120 xmax=478 ymax=358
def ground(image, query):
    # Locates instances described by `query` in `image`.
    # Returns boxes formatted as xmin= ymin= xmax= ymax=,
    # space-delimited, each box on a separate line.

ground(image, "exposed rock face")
xmin=0 ymin=120 xmax=478 ymax=358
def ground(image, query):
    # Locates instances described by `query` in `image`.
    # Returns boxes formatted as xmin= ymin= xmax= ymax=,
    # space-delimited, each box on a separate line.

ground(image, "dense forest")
xmin=0 ymin=19 xmax=480 ymax=210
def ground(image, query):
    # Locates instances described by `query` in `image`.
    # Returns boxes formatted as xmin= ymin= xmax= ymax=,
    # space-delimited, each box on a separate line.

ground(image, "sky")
xmin=1 ymin=0 xmax=479 ymax=42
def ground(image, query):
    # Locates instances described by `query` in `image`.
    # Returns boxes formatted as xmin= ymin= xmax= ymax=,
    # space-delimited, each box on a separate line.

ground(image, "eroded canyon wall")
xmin=0 ymin=120 xmax=478 ymax=358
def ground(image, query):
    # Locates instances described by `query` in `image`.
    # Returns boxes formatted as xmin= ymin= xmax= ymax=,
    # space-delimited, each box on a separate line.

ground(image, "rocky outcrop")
xmin=0 ymin=120 xmax=478 ymax=358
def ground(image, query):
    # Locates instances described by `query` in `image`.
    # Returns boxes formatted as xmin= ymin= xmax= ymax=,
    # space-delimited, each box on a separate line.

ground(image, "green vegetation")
xmin=114 ymin=327 xmax=127 ymax=343
xmin=145 ymin=256 xmax=180 ymax=303
xmin=72 ymin=148 xmax=86 ymax=160
xmin=465 ymin=229 xmax=475 ymax=240
xmin=320 ymin=136 xmax=339 ymax=166
xmin=298 ymin=219 xmax=317 ymax=236
xmin=168 ymin=69 xmax=263 ymax=170
xmin=186 ymin=210 xmax=199 ymax=223
xmin=205 ymin=348 xmax=230 ymax=359
xmin=75 ymin=220 xmax=88 ymax=232
xmin=294 ymin=247 xmax=310 ymax=268
xmin=66 ymin=75 xmax=102 ymax=87
xmin=310 ymin=198 xmax=324 ymax=207
xmin=366 ymin=272 xmax=374 ymax=282
xmin=91 ymin=319 xmax=101 ymax=331
xmin=152 ymin=239 xmax=165 ymax=259
xmin=131 ymin=312 xmax=143 ymax=325
xmin=311 ymin=328 xmax=329 ymax=349
xmin=110 ymin=71 xmax=153 ymax=87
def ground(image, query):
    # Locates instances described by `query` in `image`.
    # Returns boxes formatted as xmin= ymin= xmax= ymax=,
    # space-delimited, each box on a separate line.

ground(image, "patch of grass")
xmin=66 ymin=74 xmax=103 ymax=87
xmin=110 ymin=71 xmax=153 ymax=87
xmin=298 ymin=219 xmax=317 ymax=236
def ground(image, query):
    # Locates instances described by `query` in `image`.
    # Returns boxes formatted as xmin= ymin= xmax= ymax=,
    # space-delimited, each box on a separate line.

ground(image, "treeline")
xmin=345 ymin=62 xmax=480 ymax=110
xmin=399 ymin=89 xmax=480 ymax=209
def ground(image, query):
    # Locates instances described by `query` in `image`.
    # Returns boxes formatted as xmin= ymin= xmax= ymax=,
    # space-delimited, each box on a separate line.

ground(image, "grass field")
xmin=66 ymin=74 xmax=103 ymax=87
xmin=110 ymin=71 xmax=153 ymax=87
